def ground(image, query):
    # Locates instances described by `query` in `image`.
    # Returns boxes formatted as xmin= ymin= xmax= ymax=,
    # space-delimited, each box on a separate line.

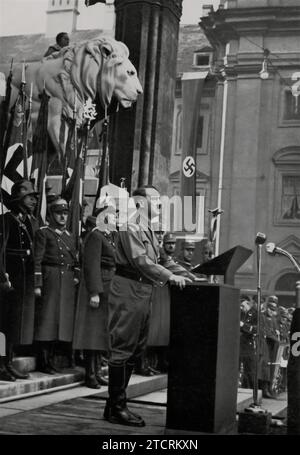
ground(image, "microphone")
xmin=255 ymin=232 xmax=267 ymax=245
xmin=266 ymin=242 xmax=300 ymax=273
xmin=266 ymin=242 xmax=278 ymax=255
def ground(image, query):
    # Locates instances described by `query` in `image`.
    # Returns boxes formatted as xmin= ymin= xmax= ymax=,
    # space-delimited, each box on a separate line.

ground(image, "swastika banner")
xmin=180 ymin=71 xmax=207 ymax=228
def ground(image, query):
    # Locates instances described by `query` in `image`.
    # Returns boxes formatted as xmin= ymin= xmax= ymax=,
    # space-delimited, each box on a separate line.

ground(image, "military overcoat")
xmin=73 ymin=229 xmax=116 ymax=351
xmin=34 ymin=226 xmax=79 ymax=342
xmin=0 ymin=211 xmax=38 ymax=345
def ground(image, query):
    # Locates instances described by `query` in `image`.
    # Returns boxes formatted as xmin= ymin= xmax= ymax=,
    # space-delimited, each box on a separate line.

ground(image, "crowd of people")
xmin=0 ymin=180 xmax=196 ymax=427
xmin=239 ymin=293 xmax=293 ymax=398
xmin=0 ymin=178 xmax=294 ymax=427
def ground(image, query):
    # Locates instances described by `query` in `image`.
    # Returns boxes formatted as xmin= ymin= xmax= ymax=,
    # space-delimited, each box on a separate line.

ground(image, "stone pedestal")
xmin=109 ymin=0 xmax=182 ymax=193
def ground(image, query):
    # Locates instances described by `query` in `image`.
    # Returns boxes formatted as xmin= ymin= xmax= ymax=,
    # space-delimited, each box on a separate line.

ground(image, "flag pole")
xmin=92 ymin=109 xmax=109 ymax=216
xmin=21 ymin=61 xmax=28 ymax=179
xmin=0 ymin=58 xmax=13 ymax=157
xmin=0 ymin=59 xmax=14 ymax=285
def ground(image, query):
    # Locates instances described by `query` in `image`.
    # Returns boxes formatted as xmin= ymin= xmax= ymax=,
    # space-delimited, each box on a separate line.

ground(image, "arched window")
xmin=273 ymin=147 xmax=300 ymax=225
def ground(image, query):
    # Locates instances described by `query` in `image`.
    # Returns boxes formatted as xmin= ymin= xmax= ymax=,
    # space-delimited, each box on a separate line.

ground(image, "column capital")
xmin=115 ymin=0 xmax=183 ymax=21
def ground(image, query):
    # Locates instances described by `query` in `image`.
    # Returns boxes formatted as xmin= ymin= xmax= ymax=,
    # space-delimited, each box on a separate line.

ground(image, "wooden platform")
xmin=0 ymin=396 xmax=166 ymax=435
xmin=0 ymin=379 xmax=287 ymax=435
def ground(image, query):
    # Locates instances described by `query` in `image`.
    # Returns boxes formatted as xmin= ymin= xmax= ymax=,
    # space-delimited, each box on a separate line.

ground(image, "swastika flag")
xmin=1 ymin=91 xmax=32 ymax=213
xmin=180 ymin=71 xmax=207 ymax=230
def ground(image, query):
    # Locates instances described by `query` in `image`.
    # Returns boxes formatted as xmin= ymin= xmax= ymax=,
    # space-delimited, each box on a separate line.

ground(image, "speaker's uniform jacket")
xmin=108 ymin=223 xmax=172 ymax=365
xmin=34 ymin=226 xmax=79 ymax=342
xmin=0 ymin=211 xmax=38 ymax=345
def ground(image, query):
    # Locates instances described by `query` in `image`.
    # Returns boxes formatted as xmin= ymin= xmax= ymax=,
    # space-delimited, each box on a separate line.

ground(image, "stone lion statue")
xmin=10 ymin=36 xmax=143 ymax=159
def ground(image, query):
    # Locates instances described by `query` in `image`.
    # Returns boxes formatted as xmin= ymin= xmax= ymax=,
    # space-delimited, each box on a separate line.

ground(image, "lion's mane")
xmin=44 ymin=36 xmax=130 ymax=122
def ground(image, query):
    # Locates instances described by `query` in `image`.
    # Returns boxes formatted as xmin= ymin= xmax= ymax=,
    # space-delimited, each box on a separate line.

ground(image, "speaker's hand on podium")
xmin=169 ymin=274 xmax=192 ymax=290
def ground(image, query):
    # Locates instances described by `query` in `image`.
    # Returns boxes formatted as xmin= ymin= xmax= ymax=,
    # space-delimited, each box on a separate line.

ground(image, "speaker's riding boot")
xmin=0 ymin=355 xmax=15 ymax=382
xmin=84 ymin=350 xmax=100 ymax=389
xmin=5 ymin=344 xmax=29 ymax=379
xmin=103 ymin=364 xmax=145 ymax=427
xmin=95 ymin=352 xmax=108 ymax=386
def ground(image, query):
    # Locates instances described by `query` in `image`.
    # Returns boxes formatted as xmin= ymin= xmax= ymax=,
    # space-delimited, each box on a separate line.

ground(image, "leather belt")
xmin=7 ymin=248 xmax=31 ymax=257
xmin=42 ymin=263 xmax=74 ymax=271
xmin=115 ymin=265 xmax=152 ymax=285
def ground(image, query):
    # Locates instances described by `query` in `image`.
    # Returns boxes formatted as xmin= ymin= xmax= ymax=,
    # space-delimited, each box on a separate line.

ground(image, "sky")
xmin=0 ymin=0 xmax=220 ymax=37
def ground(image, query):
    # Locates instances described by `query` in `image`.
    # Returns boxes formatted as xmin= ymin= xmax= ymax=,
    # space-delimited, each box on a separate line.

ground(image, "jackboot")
xmin=84 ymin=350 xmax=100 ymax=389
xmin=47 ymin=342 xmax=60 ymax=373
xmin=103 ymin=364 xmax=145 ymax=427
xmin=134 ymin=353 xmax=154 ymax=376
xmin=95 ymin=352 xmax=108 ymax=386
xmin=262 ymin=380 xmax=273 ymax=399
xmin=37 ymin=345 xmax=56 ymax=375
xmin=0 ymin=356 xmax=15 ymax=382
xmin=6 ymin=344 xmax=29 ymax=379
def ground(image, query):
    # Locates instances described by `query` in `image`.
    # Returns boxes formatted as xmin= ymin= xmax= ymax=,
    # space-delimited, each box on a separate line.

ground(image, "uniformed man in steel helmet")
xmin=0 ymin=179 xmax=39 ymax=381
xmin=33 ymin=197 xmax=80 ymax=374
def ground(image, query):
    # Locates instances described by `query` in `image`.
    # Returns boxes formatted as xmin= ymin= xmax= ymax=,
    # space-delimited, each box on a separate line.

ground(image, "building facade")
xmin=201 ymin=0 xmax=300 ymax=302
xmin=1 ymin=0 xmax=300 ymax=303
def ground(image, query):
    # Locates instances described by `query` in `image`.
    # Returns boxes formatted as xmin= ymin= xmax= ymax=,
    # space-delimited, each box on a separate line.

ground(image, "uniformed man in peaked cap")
xmin=34 ymin=197 xmax=79 ymax=374
xmin=0 ymin=179 xmax=39 ymax=381
xmin=176 ymin=239 xmax=196 ymax=272
xmin=104 ymin=186 xmax=192 ymax=427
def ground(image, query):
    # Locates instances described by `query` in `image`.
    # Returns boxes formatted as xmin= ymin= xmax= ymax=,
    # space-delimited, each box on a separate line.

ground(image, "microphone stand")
xmin=251 ymin=240 xmax=264 ymax=410
xmin=253 ymin=240 xmax=262 ymax=408
xmin=247 ymin=233 xmax=268 ymax=413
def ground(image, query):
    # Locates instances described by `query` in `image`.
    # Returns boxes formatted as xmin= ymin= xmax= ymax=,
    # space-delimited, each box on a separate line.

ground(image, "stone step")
xmin=0 ymin=368 xmax=85 ymax=401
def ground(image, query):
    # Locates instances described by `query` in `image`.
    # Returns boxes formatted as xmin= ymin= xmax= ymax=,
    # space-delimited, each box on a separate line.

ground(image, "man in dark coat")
xmin=146 ymin=232 xmax=196 ymax=374
xmin=104 ymin=186 xmax=191 ymax=427
xmin=239 ymin=296 xmax=257 ymax=388
xmin=0 ymin=180 xmax=39 ymax=381
xmin=259 ymin=297 xmax=280 ymax=398
xmin=73 ymin=208 xmax=116 ymax=389
xmin=34 ymin=197 xmax=79 ymax=374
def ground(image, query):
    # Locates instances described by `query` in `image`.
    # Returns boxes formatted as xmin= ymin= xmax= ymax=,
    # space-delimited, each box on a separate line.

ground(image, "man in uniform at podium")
xmin=176 ymin=239 xmax=196 ymax=272
xmin=160 ymin=233 xmax=195 ymax=279
xmin=104 ymin=186 xmax=191 ymax=428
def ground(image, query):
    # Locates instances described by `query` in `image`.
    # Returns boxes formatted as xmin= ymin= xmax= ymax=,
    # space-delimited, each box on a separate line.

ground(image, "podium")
xmin=165 ymin=246 xmax=252 ymax=434
xmin=191 ymin=245 xmax=252 ymax=285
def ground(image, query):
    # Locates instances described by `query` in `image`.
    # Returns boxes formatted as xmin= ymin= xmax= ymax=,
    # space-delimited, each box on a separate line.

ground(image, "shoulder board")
xmin=40 ymin=226 xmax=49 ymax=230
xmin=65 ymin=230 xmax=71 ymax=236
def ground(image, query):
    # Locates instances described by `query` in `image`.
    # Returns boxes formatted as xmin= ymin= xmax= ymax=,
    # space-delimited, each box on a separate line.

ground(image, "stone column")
xmin=109 ymin=0 xmax=182 ymax=193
